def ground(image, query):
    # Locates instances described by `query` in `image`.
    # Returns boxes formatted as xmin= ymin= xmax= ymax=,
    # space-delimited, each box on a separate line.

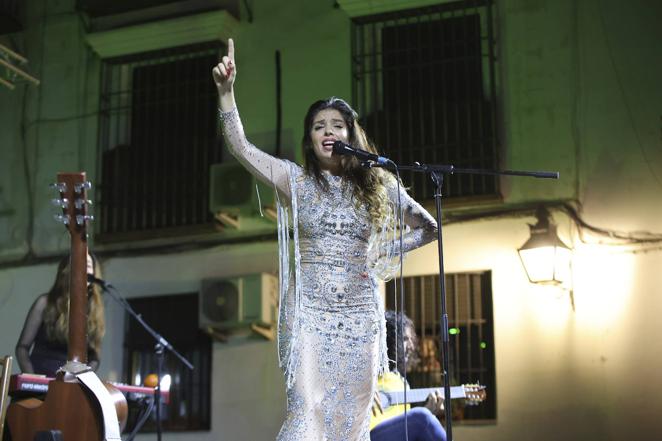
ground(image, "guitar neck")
xmin=68 ymin=239 xmax=88 ymax=363
xmin=56 ymin=172 xmax=90 ymax=364
xmin=385 ymin=386 xmax=466 ymax=405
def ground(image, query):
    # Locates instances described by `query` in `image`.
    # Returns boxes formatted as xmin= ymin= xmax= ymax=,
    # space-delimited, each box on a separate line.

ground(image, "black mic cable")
xmin=391 ymin=161 xmax=409 ymax=441
xmin=87 ymin=274 xmax=112 ymax=289
xmin=366 ymin=157 xmax=410 ymax=441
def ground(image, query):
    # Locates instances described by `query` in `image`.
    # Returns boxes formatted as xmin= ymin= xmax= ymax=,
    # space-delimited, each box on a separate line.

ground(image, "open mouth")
xmin=322 ymin=140 xmax=335 ymax=151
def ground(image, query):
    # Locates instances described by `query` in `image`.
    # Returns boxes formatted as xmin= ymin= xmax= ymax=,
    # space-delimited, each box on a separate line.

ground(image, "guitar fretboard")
xmin=381 ymin=386 xmax=466 ymax=407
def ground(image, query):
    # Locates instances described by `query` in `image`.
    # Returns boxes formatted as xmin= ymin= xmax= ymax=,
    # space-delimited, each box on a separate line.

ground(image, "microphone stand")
xmin=372 ymin=161 xmax=558 ymax=441
xmin=92 ymin=278 xmax=194 ymax=441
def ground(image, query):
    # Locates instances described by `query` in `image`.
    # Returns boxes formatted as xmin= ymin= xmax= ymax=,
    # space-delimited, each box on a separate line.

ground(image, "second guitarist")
xmin=370 ymin=311 xmax=447 ymax=441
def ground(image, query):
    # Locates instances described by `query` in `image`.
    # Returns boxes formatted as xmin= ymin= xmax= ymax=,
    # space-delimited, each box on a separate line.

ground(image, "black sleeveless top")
xmin=30 ymin=324 xmax=98 ymax=377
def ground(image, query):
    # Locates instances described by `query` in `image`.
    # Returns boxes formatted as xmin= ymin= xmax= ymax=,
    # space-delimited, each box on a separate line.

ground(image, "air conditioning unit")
xmin=199 ymin=273 xmax=278 ymax=330
xmin=209 ymin=163 xmax=275 ymax=221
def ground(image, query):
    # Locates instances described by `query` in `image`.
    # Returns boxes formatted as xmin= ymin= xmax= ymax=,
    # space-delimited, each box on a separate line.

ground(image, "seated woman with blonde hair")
xmin=15 ymin=253 xmax=105 ymax=377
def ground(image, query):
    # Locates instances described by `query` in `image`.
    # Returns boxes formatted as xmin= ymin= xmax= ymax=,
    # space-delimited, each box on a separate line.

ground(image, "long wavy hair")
xmin=385 ymin=310 xmax=419 ymax=376
xmin=301 ymin=97 xmax=395 ymax=226
xmin=42 ymin=254 xmax=105 ymax=353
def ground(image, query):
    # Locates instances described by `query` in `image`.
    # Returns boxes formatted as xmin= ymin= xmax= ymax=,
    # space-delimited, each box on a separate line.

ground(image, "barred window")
xmin=386 ymin=271 xmax=497 ymax=422
xmin=351 ymin=0 xmax=499 ymax=201
xmin=97 ymin=42 xmax=222 ymax=240
xmin=0 ymin=0 xmax=23 ymax=33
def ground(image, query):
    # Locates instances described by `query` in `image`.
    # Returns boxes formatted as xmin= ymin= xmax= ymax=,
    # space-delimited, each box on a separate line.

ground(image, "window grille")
xmin=0 ymin=0 xmax=22 ymax=33
xmin=386 ymin=271 xmax=497 ymax=421
xmin=351 ymin=0 xmax=499 ymax=201
xmin=98 ymin=42 xmax=222 ymax=239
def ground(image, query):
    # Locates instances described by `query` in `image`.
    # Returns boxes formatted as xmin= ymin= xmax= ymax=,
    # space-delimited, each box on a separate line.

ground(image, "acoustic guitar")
xmin=7 ymin=172 xmax=128 ymax=441
xmin=378 ymin=383 xmax=486 ymax=409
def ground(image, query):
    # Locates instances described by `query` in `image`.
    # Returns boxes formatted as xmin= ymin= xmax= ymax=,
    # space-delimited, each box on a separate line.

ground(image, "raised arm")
xmin=212 ymin=38 xmax=292 ymax=201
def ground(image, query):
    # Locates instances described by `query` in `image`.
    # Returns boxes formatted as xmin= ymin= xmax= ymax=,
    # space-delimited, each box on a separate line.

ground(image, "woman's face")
xmin=403 ymin=327 xmax=419 ymax=372
xmin=86 ymin=254 xmax=95 ymax=288
xmin=309 ymin=108 xmax=349 ymax=172
xmin=86 ymin=254 xmax=94 ymax=275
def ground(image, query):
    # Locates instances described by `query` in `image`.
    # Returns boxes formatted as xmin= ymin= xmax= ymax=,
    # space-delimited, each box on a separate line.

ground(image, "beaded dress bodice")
xmin=297 ymin=174 xmax=375 ymax=312
xmin=276 ymin=170 xmax=385 ymax=440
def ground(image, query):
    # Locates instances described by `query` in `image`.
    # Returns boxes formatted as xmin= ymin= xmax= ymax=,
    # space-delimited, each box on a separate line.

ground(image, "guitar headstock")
xmin=461 ymin=383 xmax=487 ymax=406
xmin=52 ymin=172 xmax=93 ymax=237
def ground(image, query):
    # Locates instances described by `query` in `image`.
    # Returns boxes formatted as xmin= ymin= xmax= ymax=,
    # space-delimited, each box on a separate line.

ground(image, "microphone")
xmin=87 ymin=274 xmax=110 ymax=289
xmin=332 ymin=141 xmax=390 ymax=165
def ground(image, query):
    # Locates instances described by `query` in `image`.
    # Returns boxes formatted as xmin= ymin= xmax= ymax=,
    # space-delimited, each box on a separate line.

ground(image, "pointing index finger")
xmin=228 ymin=38 xmax=235 ymax=62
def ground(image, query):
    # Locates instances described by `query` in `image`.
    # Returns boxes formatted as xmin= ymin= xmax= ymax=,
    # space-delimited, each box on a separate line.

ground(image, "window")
xmin=0 ymin=0 xmax=22 ymax=33
xmin=98 ymin=42 xmax=223 ymax=239
xmin=351 ymin=0 xmax=499 ymax=201
xmin=124 ymin=293 xmax=211 ymax=431
xmin=386 ymin=271 xmax=497 ymax=422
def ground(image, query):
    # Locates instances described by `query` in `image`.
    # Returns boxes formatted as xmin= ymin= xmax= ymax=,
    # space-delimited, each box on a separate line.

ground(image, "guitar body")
xmin=7 ymin=378 xmax=128 ymax=441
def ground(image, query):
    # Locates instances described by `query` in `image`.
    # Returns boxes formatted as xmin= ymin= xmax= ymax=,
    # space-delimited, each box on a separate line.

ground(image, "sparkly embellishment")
xmin=221 ymin=106 xmax=438 ymax=441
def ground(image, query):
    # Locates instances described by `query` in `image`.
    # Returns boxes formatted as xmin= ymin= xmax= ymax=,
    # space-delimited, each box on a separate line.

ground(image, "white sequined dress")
xmin=220 ymin=107 xmax=437 ymax=441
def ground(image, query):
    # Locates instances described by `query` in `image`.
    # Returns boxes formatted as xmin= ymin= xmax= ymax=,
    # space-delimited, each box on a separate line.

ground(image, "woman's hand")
xmin=212 ymin=38 xmax=236 ymax=110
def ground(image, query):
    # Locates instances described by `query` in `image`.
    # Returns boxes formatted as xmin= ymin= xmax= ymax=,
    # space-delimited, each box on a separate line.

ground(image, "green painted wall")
xmin=1 ymin=0 xmax=101 ymax=258
xmin=1 ymin=0 xmax=662 ymax=440
xmin=501 ymin=0 xmax=662 ymax=231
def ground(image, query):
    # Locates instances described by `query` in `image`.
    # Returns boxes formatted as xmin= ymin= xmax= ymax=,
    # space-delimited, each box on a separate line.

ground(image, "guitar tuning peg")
xmin=74 ymin=181 xmax=92 ymax=193
xmin=76 ymin=214 xmax=94 ymax=226
xmin=50 ymin=182 xmax=67 ymax=193
xmin=74 ymin=198 xmax=93 ymax=209
xmin=54 ymin=214 xmax=70 ymax=225
xmin=51 ymin=198 xmax=68 ymax=208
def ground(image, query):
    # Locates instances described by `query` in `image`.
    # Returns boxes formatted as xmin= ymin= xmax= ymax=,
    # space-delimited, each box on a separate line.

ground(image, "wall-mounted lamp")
xmin=518 ymin=207 xmax=572 ymax=286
